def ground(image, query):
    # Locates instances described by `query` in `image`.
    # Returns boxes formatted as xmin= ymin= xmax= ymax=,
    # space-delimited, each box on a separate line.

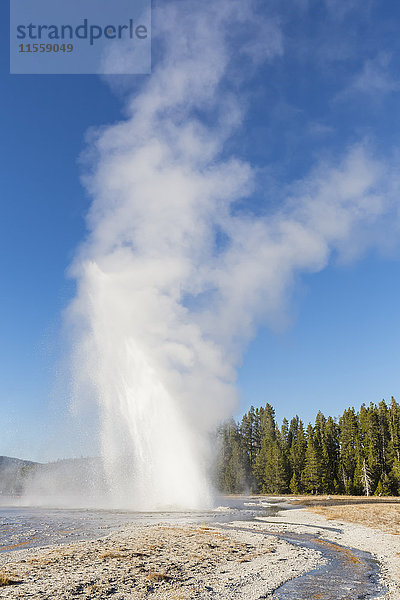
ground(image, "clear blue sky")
xmin=1 ymin=0 xmax=400 ymax=461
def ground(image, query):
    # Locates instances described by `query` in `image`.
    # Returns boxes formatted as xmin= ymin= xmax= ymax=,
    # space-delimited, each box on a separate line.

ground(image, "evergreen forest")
xmin=216 ymin=397 xmax=400 ymax=496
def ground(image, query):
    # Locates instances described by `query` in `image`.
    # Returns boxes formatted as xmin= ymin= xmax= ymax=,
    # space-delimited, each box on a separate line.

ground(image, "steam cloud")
xmin=67 ymin=0 xmax=399 ymax=509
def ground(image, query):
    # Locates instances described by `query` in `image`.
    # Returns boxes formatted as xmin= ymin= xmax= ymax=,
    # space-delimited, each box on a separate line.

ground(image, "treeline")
xmin=215 ymin=397 xmax=400 ymax=496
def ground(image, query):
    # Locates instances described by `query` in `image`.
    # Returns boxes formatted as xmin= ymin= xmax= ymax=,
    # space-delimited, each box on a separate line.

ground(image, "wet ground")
xmin=0 ymin=497 xmax=275 ymax=552
xmin=272 ymin=531 xmax=383 ymax=599
xmin=223 ymin=524 xmax=385 ymax=600
xmin=0 ymin=497 xmax=386 ymax=598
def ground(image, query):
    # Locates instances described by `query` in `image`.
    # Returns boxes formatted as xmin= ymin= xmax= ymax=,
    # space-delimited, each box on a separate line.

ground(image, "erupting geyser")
xmin=67 ymin=0 xmax=395 ymax=510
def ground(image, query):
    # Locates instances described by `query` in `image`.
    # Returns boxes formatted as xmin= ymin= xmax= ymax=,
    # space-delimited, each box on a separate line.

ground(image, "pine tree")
xmin=262 ymin=438 xmax=289 ymax=494
xmin=365 ymin=404 xmax=382 ymax=490
xmin=314 ymin=412 xmax=340 ymax=493
xmin=216 ymin=421 xmax=248 ymax=493
xmin=389 ymin=397 xmax=400 ymax=462
xmin=322 ymin=416 xmax=340 ymax=493
xmin=388 ymin=398 xmax=400 ymax=493
xmin=253 ymin=404 xmax=277 ymax=491
xmin=288 ymin=416 xmax=307 ymax=484
xmin=289 ymin=472 xmax=301 ymax=494
xmin=302 ymin=425 xmax=323 ymax=494
xmin=374 ymin=474 xmax=391 ymax=496
xmin=339 ymin=408 xmax=358 ymax=494
xmin=252 ymin=407 xmax=265 ymax=460
xmin=378 ymin=399 xmax=390 ymax=475
xmin=240 ymin=407 xmax=257 ymax=490
xmin=281 ymin=418 xmax=290 ymax=454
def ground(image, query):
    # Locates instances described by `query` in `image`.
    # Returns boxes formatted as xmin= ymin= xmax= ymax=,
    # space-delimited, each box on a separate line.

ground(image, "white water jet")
xmin=67 ymin=0 xmax=398 ymax=510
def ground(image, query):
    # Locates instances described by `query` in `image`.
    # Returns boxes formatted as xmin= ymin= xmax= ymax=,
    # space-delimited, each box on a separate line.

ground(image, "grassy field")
xmin=290 ymin=494 xmax=400 ymax=506
xmin=288 ymin=495 xmax=400 ymax=535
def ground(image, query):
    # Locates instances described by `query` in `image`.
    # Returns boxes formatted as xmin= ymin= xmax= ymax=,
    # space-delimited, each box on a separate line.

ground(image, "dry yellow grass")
xmin=146 ymin=571 xmax=171 ymax=582
xmin=26 ymin=557 xmax=53 ymax=566
xmin=291 ymin=495 xmax=400 ymax=507
xmin=310 ymin=503 xmax=400 ymax=535
xmin=316 ymin=538 xmax=361 ymax=564
xmin=98 ymin=551 xmax=127 ymax=560
xmin=0 ymin=571 xmax=21 ymax=586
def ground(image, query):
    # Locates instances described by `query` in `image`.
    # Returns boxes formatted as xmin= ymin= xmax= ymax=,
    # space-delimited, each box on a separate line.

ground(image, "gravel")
xmin=0 ymin=520 xmax=322 ymax=599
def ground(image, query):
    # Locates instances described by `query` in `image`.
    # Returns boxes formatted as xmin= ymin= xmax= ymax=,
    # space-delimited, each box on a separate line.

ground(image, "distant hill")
xmin=0 ymin=456 xmax=41 ymax=496
xmin=0 ymin=456 xmax=39 ymax=468
xmin=0 ymin=455 xmax=107 ymax=499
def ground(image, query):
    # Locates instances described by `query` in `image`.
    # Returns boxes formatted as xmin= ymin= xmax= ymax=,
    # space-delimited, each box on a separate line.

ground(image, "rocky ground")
xmin=244 ymin=505 xmax=400 ymax=599
xmin=0 ymin=522 xmax=321 ymax=599
xmin=1 ymin=501 xmax=399 ymax=599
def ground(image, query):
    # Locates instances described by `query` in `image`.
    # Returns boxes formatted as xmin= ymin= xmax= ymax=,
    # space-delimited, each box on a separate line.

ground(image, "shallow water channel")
xmin=0 ymin=497 xmax=386 ymax=599
xmin=224 ymin=520 xmax=385 ymax=600
xmin=272 ymin=530 xmax=384 ymax=600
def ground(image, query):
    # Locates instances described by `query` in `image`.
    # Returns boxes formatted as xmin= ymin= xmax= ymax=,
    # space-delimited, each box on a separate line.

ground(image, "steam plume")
xmin=67 ymin=0 xmax=398 ymax=509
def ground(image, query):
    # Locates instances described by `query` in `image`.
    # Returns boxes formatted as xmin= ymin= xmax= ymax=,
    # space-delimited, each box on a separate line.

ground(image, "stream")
xmin=272 ymin=531 xmax=384 ymax=599
xmin=223 ymin=521 xmax=385 ymax=599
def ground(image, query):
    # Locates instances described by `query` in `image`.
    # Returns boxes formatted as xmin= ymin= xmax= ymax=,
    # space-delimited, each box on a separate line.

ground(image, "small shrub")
xmin=99 ymin=551 xmax=126 ymax=559
xmin=146 ymin=571 xmax=171 ymax=582
xmin=0 ymin=572 xmax=21 ymax=586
